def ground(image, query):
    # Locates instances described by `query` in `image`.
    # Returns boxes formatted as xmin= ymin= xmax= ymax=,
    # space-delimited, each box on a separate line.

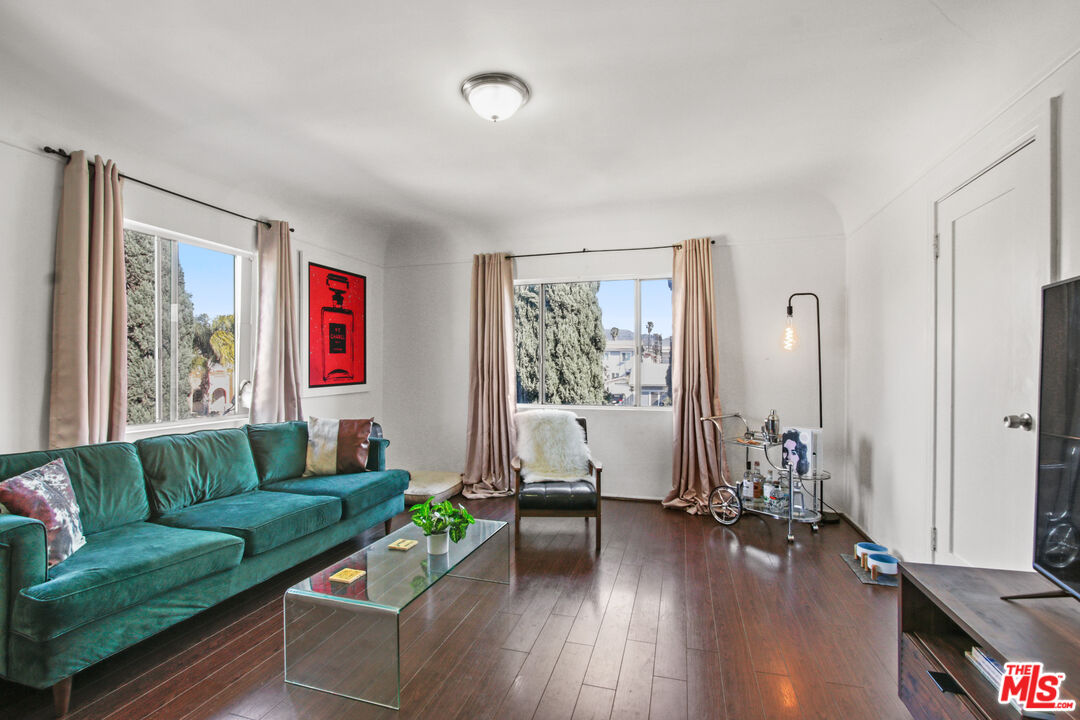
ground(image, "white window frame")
xmin=514 ymin=273 xmax=672 ymax=411
xmin=123 ymin=220 xmax=257 ymax=434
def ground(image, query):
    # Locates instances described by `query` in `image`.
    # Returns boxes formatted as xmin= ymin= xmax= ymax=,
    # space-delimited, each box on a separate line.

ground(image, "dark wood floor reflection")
xmin=0 ymin=497 xmax=912 ymax=720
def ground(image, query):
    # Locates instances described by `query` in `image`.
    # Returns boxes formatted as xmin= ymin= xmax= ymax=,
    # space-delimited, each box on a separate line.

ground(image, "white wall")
xmin=384 ymin=192 xmax=847 ymax=500
xmin=844 ymin=49 xmax=1080 ymax=562
xmin=0 ymin=138 xmax=388 ymax=453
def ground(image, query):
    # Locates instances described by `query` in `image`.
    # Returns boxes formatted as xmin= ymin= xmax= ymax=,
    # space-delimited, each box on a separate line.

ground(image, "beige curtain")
xmin=463 ymin=253 xmax=517 ymax=498
xmin=49 ymin=152 xmax=127 ymax=448
xmin=663 ymin=237 xmax=726 ymax=513
xmin=251 ymin=220 xmax=304 ymax=423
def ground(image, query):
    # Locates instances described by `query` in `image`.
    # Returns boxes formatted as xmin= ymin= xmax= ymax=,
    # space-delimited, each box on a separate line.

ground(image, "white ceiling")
xmin=1 ymin=1 xmax=1079 ymax=235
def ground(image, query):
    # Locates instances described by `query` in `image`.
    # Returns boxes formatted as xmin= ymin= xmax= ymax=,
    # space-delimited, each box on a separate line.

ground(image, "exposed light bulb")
xmin=783 ymin=317 xmax=797 ymax=351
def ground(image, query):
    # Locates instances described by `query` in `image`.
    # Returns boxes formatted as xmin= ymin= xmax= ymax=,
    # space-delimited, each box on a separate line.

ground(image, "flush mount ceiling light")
xmin=460 ymin=72 xmax=531 ymax=122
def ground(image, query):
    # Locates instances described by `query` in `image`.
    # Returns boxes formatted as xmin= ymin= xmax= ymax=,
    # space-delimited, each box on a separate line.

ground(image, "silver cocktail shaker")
xmin=765 ymin=409 xmax=780 ymax=443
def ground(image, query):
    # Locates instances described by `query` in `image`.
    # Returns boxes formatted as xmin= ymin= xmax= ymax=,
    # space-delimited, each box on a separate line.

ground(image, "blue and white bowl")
xmin=855 ymin=542 xmax=888 ymax=568
xmin=866 ymin=552 xmax=899 ymax=580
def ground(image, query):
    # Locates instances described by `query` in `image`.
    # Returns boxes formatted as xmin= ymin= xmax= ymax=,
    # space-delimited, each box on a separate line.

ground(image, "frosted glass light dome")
xmin=461 ymin=73 xmax=531 ymax=122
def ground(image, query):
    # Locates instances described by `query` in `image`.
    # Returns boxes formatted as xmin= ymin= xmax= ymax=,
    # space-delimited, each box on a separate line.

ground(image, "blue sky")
xmin=596 ymin=279 xmax=672 ymax=336
xmin=178 ymin=244 xmax=234 ymax=319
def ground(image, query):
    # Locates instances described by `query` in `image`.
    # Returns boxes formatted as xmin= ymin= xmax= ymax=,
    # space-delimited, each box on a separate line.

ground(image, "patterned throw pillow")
xmin=0 ymin=458 xmax=86 ymax=566
xmin=305 ymin=417 xmax=375 ymax=476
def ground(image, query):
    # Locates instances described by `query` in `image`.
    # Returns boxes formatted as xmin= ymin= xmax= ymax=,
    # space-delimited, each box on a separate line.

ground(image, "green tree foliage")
xmin=124 ymin=233 xmax=233 ymax=423
xmin=162 ymin=253 xmax=198 ymax=420
xmin=543 ymin=282 xmax=605 ymax=404
xmin=210 ymin=314 xmax=235 ymax=367
xmin=192 ymin=313 xmax=212 ymax=361
xmin=125 ymin=231 xmax=156 ymax=425
xmin=513 ymin=282 xmax=606 ymax=404
xmin=513 ymin=285 xmax=540 ymax=402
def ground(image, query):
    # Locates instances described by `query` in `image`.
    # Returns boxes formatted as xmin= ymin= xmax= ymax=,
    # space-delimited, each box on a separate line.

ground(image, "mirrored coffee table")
xmin=283 ymin=519 xmax=509 ymax=710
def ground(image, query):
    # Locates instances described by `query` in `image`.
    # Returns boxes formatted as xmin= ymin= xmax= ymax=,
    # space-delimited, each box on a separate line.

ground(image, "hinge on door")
xmin=933 ymin=233 xmax=940 ymax=259
xmin=931 ymin=527 xmax=938 ymax=552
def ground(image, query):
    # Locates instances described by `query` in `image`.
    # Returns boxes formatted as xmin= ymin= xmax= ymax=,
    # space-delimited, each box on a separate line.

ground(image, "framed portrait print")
xmin=306 ymin=260 xmax=366 ymax=389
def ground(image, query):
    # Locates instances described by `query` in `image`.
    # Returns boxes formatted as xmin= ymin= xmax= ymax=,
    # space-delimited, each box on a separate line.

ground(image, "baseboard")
xmin=602 ymin=494 xmax=663 ymax=503
xmin=839 ymin=512 xmax=874 ymax=542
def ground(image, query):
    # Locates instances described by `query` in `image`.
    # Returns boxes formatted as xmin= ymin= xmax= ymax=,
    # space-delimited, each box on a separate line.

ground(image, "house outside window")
xmin=123 ymin=222 xmax=254 ymax=427
xmin=514 ymin=277 xmax=672 ymax=408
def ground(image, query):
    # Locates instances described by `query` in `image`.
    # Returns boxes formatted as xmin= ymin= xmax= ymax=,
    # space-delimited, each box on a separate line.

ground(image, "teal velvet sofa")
xmin=0 ymin=421 xmax=409 ymax=714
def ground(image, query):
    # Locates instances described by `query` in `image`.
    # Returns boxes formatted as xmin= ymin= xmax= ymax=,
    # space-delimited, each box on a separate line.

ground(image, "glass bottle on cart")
xmin=320 ymin=273 xmax=355 ymax=382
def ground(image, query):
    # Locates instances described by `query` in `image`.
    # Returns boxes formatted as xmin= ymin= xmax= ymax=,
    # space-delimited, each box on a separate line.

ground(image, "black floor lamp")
xmin=784 ymin=292 xmax=839 ymax=524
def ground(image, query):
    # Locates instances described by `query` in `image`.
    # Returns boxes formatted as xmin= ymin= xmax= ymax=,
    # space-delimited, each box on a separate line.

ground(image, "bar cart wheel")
xmin=812 ymin=524 xmax=819 ymax=532
xmin=787 ymin=534 xmax=795 ymax=543
xmin=708 ymin=486 xmax=742 ymax=525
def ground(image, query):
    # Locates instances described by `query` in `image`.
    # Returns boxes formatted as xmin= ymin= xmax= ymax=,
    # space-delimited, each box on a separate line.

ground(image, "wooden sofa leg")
xmin=595 ymin=514 xmax=601 ymax=553
xmin=384 ymin=518 xmax=392 ymax=536
xmin=53 ymin=676 xmax=72 ymax=717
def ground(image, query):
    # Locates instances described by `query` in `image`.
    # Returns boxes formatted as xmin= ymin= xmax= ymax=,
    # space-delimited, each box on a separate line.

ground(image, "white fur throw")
xmin=515 ymin=410 xmax=591 ymax=483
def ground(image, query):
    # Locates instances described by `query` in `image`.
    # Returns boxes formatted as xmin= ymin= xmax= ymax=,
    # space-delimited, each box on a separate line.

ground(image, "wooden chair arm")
xmin=511 ymin=457 xmax=522 ymax=496
xmin=589 ymin=459 xmax=602 ymax=472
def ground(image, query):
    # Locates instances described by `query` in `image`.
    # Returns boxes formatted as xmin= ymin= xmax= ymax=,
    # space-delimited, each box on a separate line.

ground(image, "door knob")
xmin=1003 ymin=413 xmax=1034 ymax=431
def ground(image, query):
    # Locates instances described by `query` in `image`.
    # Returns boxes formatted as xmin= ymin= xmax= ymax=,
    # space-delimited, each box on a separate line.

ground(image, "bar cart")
xmin=702 ymin=413 xmax=829 ymax=542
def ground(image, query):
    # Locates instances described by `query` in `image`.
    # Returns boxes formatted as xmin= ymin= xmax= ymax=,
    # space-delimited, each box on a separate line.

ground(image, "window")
xmin=123 ymin=224 xmax=253 ymax=426
xmin=513 ymin=278 xmax=672 ymax=407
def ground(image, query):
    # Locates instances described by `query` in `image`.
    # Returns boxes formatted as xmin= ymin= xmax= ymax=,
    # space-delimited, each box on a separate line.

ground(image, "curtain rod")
xmin=507 ymin=239 xmax=713 ymax=260
xmin=42 ymin=146 xmax=294 ymax=233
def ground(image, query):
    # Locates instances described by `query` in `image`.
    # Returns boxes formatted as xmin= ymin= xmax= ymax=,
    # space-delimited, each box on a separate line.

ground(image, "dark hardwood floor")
xmin=0 ymin=497 xmax=913 ymax=720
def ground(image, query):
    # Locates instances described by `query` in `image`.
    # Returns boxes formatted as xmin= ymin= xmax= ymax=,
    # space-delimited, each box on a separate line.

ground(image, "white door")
xmin=934 ymin=132 xmax=1051 ymax=570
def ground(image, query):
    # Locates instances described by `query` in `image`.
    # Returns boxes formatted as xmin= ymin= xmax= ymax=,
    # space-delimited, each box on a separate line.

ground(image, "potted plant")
xmin=409 ymin=498 xmax=476 ymax=555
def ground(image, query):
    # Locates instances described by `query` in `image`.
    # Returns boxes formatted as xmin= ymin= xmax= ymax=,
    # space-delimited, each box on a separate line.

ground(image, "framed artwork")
xmin=306 ymin=260 xmax=366 ymax=389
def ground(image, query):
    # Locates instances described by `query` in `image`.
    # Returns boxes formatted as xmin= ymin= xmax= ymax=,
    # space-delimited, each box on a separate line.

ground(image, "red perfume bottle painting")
xmin=308 ymin=262 xmax=365 ymax=388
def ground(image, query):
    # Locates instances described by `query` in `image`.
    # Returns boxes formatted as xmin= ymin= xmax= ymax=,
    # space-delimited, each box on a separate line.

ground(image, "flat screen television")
xmin=1034 ymin=275 xmax=1080 ymax=597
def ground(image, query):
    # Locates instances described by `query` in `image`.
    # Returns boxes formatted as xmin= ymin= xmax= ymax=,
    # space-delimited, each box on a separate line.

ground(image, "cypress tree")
xmin=513 ymin=282 xmax=606 ymax=405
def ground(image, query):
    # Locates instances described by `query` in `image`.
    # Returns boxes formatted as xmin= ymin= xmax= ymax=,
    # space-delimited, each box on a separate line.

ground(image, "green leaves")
xmin=409 ymin=498 xmax=476 ymax=543
xmin=124 ymin=229 xmax=238 ymax=424
xmin=513 ymin=284 xmax=541 ymax=402
xmin=513 ymin=282 xmax=607 ymax=405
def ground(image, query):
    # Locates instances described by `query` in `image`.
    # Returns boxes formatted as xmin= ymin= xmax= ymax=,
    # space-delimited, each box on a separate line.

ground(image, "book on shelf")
xmin=974 ymin=646 xmax=1004 ymax=675
xmin=965 ymin=648 xmax=1001 ymax=685
xmin=965 ymin=647 xmax=1054 ymax=720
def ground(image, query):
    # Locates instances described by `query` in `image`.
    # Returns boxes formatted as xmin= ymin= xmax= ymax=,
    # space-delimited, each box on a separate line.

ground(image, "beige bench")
xmin=404 ymin=471 xmax=464 ymax=506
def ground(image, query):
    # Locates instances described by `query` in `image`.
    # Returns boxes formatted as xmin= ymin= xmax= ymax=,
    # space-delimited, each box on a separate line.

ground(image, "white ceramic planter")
xmin=427 ymin=532 xmax=450 ymax=555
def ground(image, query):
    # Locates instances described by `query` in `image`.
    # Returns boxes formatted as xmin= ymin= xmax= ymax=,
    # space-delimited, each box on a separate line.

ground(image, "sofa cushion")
xmin=137 ymin=428 xmax=260 ymax=514
xmin=0 ymin=443 xmax=149 ymax=535
xmin=247 ymin=421 xmax=308 ymax=485
xmin=152 ymin=490 xmax=341 ymax=556
xmin=263 ymin=469 xmax=409 ymax=519
xmin=13 ymin=521 xmax=243 ymax=641
xmin=518 ymin=480 xmax=598 ymax=511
